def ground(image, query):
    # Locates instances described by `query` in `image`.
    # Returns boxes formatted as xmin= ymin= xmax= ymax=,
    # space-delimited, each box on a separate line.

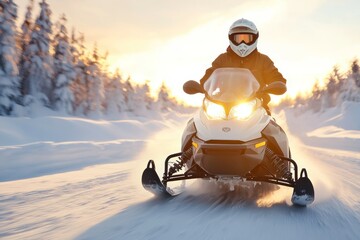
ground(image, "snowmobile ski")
xmin=141 ymin=160 xmax=176 ymax=197
xmin=291 ymin=168 xmax=315 ymax=206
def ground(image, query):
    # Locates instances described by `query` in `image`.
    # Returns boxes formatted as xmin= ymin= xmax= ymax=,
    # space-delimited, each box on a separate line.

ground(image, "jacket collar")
xmin=226 ymin=46 xmax=258 ymax=59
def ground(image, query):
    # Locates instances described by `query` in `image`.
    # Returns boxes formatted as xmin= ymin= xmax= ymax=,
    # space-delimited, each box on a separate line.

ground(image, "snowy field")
xmin=0 ymin=103 xmax=359 ymax=240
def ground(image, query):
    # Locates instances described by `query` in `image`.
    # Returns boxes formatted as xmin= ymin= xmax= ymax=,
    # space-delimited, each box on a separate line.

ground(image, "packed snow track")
xmin=0 ymin=107 xmax=359 ymax=240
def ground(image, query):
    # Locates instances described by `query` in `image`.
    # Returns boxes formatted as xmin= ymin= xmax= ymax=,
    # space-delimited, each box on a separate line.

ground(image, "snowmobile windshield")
xmin=203 ymin=68 xmax=260 ymax=103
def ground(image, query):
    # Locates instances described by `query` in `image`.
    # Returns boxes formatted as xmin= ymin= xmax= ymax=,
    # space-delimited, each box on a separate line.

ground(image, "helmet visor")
xmin=229 ymin=33 xmax=257 ymax=46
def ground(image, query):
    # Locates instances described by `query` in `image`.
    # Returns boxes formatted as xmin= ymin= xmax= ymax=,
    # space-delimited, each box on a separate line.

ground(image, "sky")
xmin=17 ymin=0 xmax=360 ymax=105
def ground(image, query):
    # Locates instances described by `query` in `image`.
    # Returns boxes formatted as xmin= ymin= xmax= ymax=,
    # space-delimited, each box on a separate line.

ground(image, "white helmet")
xmin=228 ymin=18 xmax=259 ymax=57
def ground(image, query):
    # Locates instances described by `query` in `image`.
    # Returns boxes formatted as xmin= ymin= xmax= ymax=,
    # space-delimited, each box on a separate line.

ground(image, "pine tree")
xmin=104 ymin=69 xmax=126 ymax=115
xmin=351 ymin=58 xmax=360 ymax=88
xmin=86 ymin=44 xmax=104 ymax=117
xmin=323 ymin=73 xmax=337 ymax=108
xmin=132 ymin=83 xmax=148 ymax=115
xmin=340 ymin=59 xmax=360 ymax=102
xmin=309 ymin=80 xmax=322 ymax=112
xmin=22 ymin=0 xmax=54 ymax=106
xmin=53 ymin=14 xmax=75 ymax=114
xmin=138 ymin=81 xmax=153 ymax=111
xmin=156 ymin=82 xmax=177 ymax=112
xmin=123 ymin=77 xmax=136 ymax=112
xmin=69 ymin=32 xmax=88 ymax=115
xmin=20 ymin=0 xmax=34 ymax=51
xmin=19 ymin=0 xmax=34 ymax=95
xmin=0 ymin=0 xmax=21 ymax=115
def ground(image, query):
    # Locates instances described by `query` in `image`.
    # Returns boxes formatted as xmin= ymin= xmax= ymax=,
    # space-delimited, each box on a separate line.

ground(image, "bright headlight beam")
xmin=229 ymin=101 xmax=256 ymax=120
xmin=204 ymin=99 xmax=256 ymax=120
xmin=205 ymin=100 xmax=226 ymax=120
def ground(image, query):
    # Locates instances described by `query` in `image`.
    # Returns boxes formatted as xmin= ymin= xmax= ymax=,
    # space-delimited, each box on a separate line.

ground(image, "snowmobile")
xmin=142 ymin=68 xmax=315 ymax=206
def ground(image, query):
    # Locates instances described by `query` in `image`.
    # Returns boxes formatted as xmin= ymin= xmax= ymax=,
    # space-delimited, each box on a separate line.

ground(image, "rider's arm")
xmin=262 ymin=55 xmax=287 ymax=90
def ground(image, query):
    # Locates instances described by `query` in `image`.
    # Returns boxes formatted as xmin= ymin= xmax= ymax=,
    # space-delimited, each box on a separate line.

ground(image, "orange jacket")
xmin=199 ymin=47 xmax=286 ymax=111
xmin=199 ymin=47 xmax=286 ymax=89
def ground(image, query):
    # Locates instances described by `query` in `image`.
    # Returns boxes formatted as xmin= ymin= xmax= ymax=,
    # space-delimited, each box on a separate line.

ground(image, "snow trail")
xmin=0 ymin=109 xmax=359 ymax=240
xmin=77 ymin=112 xmax=360 ymax=240
xmin=0 ymin=115 xmax=188 ymax=240
xmin=0 ymin=157 xmax=147 ymax=239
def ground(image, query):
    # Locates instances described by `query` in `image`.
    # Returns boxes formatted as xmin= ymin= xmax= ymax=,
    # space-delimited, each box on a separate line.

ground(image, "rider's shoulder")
xmin=256 ymin=51 xmax=277 ymax=66
xmin=256 ymin=50 xmax=271 ymax=59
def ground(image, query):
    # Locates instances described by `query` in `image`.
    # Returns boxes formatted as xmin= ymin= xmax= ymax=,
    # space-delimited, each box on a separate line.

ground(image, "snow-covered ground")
xmin=0 ymin=103 xmax=359 ymax=240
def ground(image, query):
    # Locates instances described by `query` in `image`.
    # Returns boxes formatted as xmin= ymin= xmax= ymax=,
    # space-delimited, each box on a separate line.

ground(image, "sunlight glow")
xmin=108 ymin=3 xmax=282 ymax=106
xmin=114 ymin=3 xmax=308 ymax=106
xmin=107 ymin=0 xmax=360 ymax=106
xmin=16 ymin=0 xmax=360 ymax=106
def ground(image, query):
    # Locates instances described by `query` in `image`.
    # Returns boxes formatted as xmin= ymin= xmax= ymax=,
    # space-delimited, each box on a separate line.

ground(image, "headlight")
xmin=228 ymin=100 xmax=256 ymax=120
xmin=204 ymin=99 xmax=226 ymax=120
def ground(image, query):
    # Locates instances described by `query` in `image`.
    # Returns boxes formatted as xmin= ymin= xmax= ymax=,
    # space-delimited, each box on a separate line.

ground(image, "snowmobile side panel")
xmin=262 ymin=120 xmax=289 ymax=157
xmin=181 ymin=118 xmax=197 ymax=152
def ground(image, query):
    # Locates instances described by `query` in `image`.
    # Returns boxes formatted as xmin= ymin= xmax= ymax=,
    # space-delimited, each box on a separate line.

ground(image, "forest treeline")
xmin=275 ymin=59 xmax=360 ymax=112
xmin=0 ymin=0 xmax=189 ymax=118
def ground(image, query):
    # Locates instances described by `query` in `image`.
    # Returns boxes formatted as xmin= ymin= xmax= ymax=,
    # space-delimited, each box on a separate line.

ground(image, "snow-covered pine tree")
xmin=340 ymin=59 xmax=360 ymax=102
xmin=70 ymin=28 xmax=78 ymax=61
xmin=331 ymin=65 xmax=345 ymax=89
xmin=69 ymin=31 xmax=88 ymax=115
xmin=143 ymin=81 xmax=154 ymax=110
xmin=19 ymin=0 xmax=34 ymax=94
xmin=123 ymin=77 xmax=136 ymax=113
xmin=97 ymin=50 xmax=114 ymax=114
xmin=104 ymin=69 xmax=126 ymax=115
xmin=280 ymin=58 xmax=360 ymax=112
xmin=156 ymin=82 xmax=178 ymax=112
xmin=351 ymin=58 xmax=360 ymax=88
xmin=20 ymin=0 xmax=34 ymax=52
xmin=86 ymin=44 xmax=104 ymax=117
xmin=308 ymin=80 xmax=322 ymax=112
xmin=328 ymin=65 xmax=346 ymax=107
xmin=133 ymin=81 xmax=153 ymax=115
xmin=0 ymin=0 xmax=21 ymax=115
xmin=22 ymin=0 xmax=54 ymax=107
xmin=132 ymin=83 xmax=146 ymax=115
xmin=322 ymin=73 xmax=337 ymax=109
xmin=53 ymin=14 xmax=75 ymax=114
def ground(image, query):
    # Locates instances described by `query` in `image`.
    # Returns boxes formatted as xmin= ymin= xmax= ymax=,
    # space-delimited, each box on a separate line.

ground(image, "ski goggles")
xmin=229 ymin=33 xmax=258 ymax=45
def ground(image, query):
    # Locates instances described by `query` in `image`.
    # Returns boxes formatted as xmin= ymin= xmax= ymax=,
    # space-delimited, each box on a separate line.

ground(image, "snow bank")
xmin=0 ymin=116 xmax=165 ymax=146
xmin=307 ymin=125 xmax=360 ymax=139
xmin=283 ymin=101 xmax=360 ymax=152
xmin=325 ymin=101 xmax=360 ymax=130
xmin=0 ymin=113 xmax=191 ymax=181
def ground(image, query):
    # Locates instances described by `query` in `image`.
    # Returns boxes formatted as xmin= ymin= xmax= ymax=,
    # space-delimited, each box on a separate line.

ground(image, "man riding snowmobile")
xmin=180 ymin=18 xmax=289 ymax=172
xmin=141 ymin=18 xmax=315 ymax=206
xmin=200 ymin=18 xmax=286 ymax=114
